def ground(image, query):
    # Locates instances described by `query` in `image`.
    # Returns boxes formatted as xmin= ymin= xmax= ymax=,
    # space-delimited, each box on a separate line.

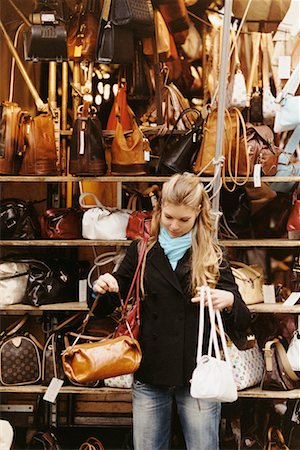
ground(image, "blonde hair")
xmin=148 ymin=173 xmax=222 ymax=291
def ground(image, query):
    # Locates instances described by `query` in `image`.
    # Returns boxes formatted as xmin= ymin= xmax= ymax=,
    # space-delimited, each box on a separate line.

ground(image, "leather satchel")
xmin=111 ymin=0 xmax=154 ymax=37
xmin=230 ymin=261 xmax=264 ymax=305
xmin=0 ymin=198 xmax=41 ymax=240
xmin=18 ymin=113 xmax=58 ymax=176
xmin=156 ymin=107 xmax=203 ymax=175
xmin=0 ymin=101 xmax=24 ymax=174
xmin=262 ymin=338 xmax=300 ymax=390
xmin=0 ymin=316 xmax=43 ymax=386
xmin=69 ymin=103 xmax=107 ymax=176
xmin=40 ymin=208 xmax=83 ymax=239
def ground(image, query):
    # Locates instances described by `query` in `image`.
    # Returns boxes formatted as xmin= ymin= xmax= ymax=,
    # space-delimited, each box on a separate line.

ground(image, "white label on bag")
xmin=284 ymin=292 xmax=300 ymax=306
xmin=43 ymin=378 xmax=64 ymax=403
xmin=144 ymin=150 xmax=150 ymax=161
xmin=278 ymin=56 xmax=291 ymax=79
xmin=263 ymin=285 xmax=276 ymax=304
xmin=79 ymin=130 xmax=85 ymax=155
xmin=253 ymin=164 xmax=262 ymax=187
xmin=79 ymin=279 xmax=87 ymax=302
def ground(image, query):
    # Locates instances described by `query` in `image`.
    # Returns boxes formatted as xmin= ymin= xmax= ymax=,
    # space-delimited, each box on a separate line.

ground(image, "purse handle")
xmin=0 ymin=315 xmax=28 ymax=340
xmin=230 ymin=261 xmax=263 ymax=280
xmin=87 ymin=251 xmax=123 ymax=289
xmin=79 ymin=192 xmax=107 ymax=210
xmin=163 ymin=107 xmax=202 ymax=147
xmin=276 ymin=61 xmax=300 ymax=103
xmin=264 ymin=338 xmax=300 ymax=382
xmin=246 ymin=32 xmax=261 ymax=108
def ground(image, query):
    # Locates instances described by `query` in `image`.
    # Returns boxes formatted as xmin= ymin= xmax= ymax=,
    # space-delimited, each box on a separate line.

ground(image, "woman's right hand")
xmin=93 ymin=273 xmax=119 ymax=295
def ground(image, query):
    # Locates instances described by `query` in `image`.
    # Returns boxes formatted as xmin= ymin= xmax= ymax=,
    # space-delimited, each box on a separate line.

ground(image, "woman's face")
xmin=161 ymin=203 xmax=199 ymax=238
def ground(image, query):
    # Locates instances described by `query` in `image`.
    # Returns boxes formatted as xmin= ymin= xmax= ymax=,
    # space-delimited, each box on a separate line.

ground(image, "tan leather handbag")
xmin=230 ymin=261 xmax=264 ymax=305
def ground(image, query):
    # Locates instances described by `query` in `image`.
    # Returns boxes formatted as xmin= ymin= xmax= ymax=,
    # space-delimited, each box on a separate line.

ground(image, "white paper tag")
xmin=79 ymin=279 xmax=87 ymax=303
xmin=278 ymin=55 xmax=291 ymax=79
xmin=253 ymin=164 xmax=262 ymax=187
xmin=79 ymin=130 xmax=85 ymax=155
xmin=43 ymin=378 xmax=64 ymax=403
xmin=284 ymin=292 xmax=300 ymax=306
xmin=144 ymin=150 xmax=150 ymax=161
xmin=263 ymin=285 xmax=276 ymax=304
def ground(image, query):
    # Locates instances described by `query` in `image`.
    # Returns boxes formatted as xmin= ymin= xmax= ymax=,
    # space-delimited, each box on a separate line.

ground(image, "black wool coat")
xmin=90 ymin=240 xmax=251 ymax=387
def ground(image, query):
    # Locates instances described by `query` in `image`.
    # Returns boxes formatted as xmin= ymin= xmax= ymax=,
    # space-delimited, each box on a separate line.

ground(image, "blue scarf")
xmin=158 ymin=226 xmax=192 ymax=270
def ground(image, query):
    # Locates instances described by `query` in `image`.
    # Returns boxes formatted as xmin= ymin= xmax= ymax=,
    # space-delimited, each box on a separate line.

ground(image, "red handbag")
xmin=40 ymin=208 xmax=83 ymax=239
xmin=114 ymin=238 xmax=148 ymax=339
xmin=126 ymin=211 xmax=152 ymax=240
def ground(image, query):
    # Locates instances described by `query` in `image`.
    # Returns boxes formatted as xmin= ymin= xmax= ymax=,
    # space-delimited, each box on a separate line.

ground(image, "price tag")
xmin=278 ymin=56 xmax=291 ymax=79
xmin=263 ymin=285 xmax=276 ymax=304
xmin=79 ymin=279 xmax=87 ymax=302
xmin=284 ymin=292 xmax=300 ymax=306
xmin=43 ymin=378 xmax=64 ymax=403
xmin=74 ymin=45 xmax=82 ymax=58
xmin=253 ymin=164 xmax=262 ymax=187
xmin=144 ymin=150 xmax=150 ymax=161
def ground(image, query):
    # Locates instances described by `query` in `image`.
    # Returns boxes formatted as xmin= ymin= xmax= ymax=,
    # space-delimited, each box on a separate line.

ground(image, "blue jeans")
xmin=132 ymin=380 xmax=221 ymax=450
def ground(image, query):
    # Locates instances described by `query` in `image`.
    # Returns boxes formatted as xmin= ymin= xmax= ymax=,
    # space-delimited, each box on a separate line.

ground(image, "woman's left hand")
xmin=191 ymin=287 xmax=234 ymax=311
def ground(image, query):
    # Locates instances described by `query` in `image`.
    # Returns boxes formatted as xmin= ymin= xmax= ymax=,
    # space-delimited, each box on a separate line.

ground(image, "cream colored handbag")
xmin=230 ymin=261 xmax=264 ymax=305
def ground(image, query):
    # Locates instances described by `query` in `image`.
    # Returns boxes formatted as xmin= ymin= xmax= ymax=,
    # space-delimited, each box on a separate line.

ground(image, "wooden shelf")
xmin=0 ymin=384 xmax=299 ymax=399
xmin=0 ymin=239 xmax=132 ymax=247
xmin=248 ymin=303 xmax=300 ymax=313
xmin=0 ymin=302 xmax=88 ymax=315
xmin=219 ymin=239 xmax=300 ymax=247
xmin=2 ymin=175 xmax=300 ymax=183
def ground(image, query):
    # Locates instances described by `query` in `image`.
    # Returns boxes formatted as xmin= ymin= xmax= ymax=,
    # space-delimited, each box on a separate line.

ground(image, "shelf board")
xmin=219 ymin=239 xmax=300 ymax=247
xmin=0 ymin=302 xmax=88 ymax=314
xmin=0 ymin=239 xmax=132 ymax=247
xmin=2 ymin=175 xmax=300 ymax=183
xmin=248 ymin=303 xmax=300 ymax=313
xmin=0 ymin=384 xmax=299 ymax=399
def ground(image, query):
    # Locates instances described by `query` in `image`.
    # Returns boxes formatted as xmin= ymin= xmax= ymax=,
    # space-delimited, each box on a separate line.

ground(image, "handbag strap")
xmin=246 ymin=33 xmax=261 ymax=107
xmin=8 ymin=22 xmax=24 ymax=102
xmin=79 ymin=192 xmax=106 ymax=209
xmin=87 ymin=251 xmax=121 ymax=289
xmin=230 ymin=261 xmax=262 ymax=279
xmin=276 ymin=62 xmax=300 ymax=102
xmin=261 ymin=33 xmax=271 ymax=92
xmin=163 ymin=107 xmax=202 ymax=146
xmin=279 ymin=124 xmax=300 ymax=162
xmin=0 ymin=315 xmax=28 ymax=340
xmin=264 ymin=338 xmax=300 ymax=381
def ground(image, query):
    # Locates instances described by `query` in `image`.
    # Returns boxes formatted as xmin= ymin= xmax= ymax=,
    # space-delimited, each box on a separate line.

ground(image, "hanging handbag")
xmin=79 ymin=192 xmax=130 ymax=240
xmin=226 ymin=32 xmax=247 ymax=110
xmin=69 ymin=103 xmax=107 ymax=176
xmin=230 ymin=261 xmax=264 ymax=305
xmin=156 ymin=107 xmax=203 ymax=175
xmin=0 ymin=101 xmax=23 ymax=174
xmin=0 ymin=198 xmax=41 ymax=240
xmin=262 ymin=33 xmax=279 ymax=125
xmin=261 ymin=337 xmax=300 ymax=390
xmin=67 ymin=0 xmax=100 ymax=61
xmin=0 ymin=261 xmax=29 ymax=306
xmin=157 ymin=0 xmax=189 ymax=45
xmin=27 ymin=430 xmax=61 ymax=450
xmin=110 ymin=106 xmax=146 ymax=175
xmin=62 ymin=295 xmax=142 ymax=384
xmin=225 ymin=335 xmax=265 ymax=390
xmin=0 ymin=316 xmax=43 ymax=386
xmin=190 ymin=286 xmax=238 ymax=403
xmin=40 ymin=208 xmax=83 ymax=239
xmin=111 ymin=0 xmax=154 ymax=37
xmin=274 ymin=63 xmax=300 ymax=133
xmin=106 ymin=78 xmax=132 ymax=132
xmin=286 ymin=316 xmax=300 ymax=372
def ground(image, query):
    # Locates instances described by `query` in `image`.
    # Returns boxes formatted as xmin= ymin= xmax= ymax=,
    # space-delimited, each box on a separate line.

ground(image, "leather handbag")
xmin=274 ymin=63 xmax=300 ymax=133
xmin=190 ymin=286 xmax=238 ymax=403
xmin=27 ymin=430 xmax=61 ymax=450
xmin=67 ymin=0 xmax=100 ymax=61
xmin=126 ymin=211 xmax=152 ymax=240
xmin=62 ymin=295 xmax=142 ymax=384
xmin=287 ymin=199 xmax=300 ymax=240
xmin=0 ymin=198 xmax=41 ymax=240
xmin=157 ymin=0 xmax=189 ymax=45
xmin=106 ymin=79 xmax=132 ymax=132
xmin=79 ymin=192 xmax=130 ymax=240
xmin=18 ymin=113 xmax=58 ymax=176
xmin=230 ymin=261 xmax=264 ymax=305
xmin=287 ymin=316 xmax=300 ymax=372
xmin=0 ymin=316 xmax=43 ymax=386
xmin=110 ymin=106 xmax=146 ymax=175
xmin=0 ymin=261 xmax=29 ymax=306
xmin=111 ymin=0 xmax=154 ymax=37
xmin=156 ymin=107 xmax=203 ymax=175
xmin=40 ymin=208 xmax=83 ymax=239
xmin=237 ymin=124 xmax=282 ymax=176
xmin=69 ymin=103 xmax=107 ymax=176
xmin=0 ymin=101 xmax=23 ymax=174
xmin=262 ymin=338 xmax=300 ymax=390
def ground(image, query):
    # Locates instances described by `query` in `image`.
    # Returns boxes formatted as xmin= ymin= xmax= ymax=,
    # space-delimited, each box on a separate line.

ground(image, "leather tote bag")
xmin=190 ymin=286 xmax=238 ymax=403
xmin=0 ymin=198 xmax=41 ymax=240
xmin=156 ymin=107 xmax=203 ymax=175
xmin=111 ymin=0 xmax=154 ymax=37
xmin=230 ymin=261 xmax=264 ymax=305
xmin=0 ymin=316 xmax=43 ymax=386
xmin=69 ymin=103 xmax=107 ymax=176
xmin=40 ymin=208 xmax=83 ymax=239
xmin=0 ymin=261 xmax=29 ymax=306
xmin=79 ymin=192 xmax=130 ymax=240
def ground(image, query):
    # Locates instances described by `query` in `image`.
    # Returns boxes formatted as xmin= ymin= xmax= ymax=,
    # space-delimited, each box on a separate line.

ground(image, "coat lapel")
xmin=147 ymin=242 xmax=190 ymax=294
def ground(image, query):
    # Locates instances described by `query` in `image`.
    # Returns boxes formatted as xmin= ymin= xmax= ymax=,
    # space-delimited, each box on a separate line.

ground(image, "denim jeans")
xmin=132 ymin=380 xmax=221 ymax=450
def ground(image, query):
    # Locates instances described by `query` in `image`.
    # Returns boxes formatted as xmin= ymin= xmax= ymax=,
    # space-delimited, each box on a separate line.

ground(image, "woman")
xmin=91 ymin=173 xmax=251 ymax=450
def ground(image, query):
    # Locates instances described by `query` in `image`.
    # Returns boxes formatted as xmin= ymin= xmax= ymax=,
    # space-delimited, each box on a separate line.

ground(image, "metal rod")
xmin=7 ymin=0 xmax=31 ymax=28
xmin=0 ymin=18 xmax=47 ymax=112
xmin=48 ymin=62 xmax=57 ymax=108
xmin=211 ymin=0 xmax=233 ymax=221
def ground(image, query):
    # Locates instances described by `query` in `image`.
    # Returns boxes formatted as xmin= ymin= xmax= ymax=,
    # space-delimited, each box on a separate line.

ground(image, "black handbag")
xmin=0 ymin=198 xmax=41 ymax=239
xmin=156 ymin=108 xmax=203 ymax=175
xmin=111 ymin=0 xmax=154 ymax=37
xmin=96 ymin=19 xmax=134 ymax=65
xmin=69 ymin=103 xmax=107 ymax=176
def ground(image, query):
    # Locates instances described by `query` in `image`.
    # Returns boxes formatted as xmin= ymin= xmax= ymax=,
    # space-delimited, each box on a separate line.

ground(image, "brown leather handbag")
xmin=40 ymin=208 xmax=83 ymax=239
xmin=69 ymin=103 xmax=107 ymax=176
xmin=0 ymin=101 xmax=24 ymax=174
xmin=67 ymin=0 xmax=100 ymax=61
xmin=110 ymin=106 xmax=146 ymax=175
xmin=18 ymin=113 xmax=58 ymax=176
xmin=157 ymin=0 xmax=189 ymax=45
